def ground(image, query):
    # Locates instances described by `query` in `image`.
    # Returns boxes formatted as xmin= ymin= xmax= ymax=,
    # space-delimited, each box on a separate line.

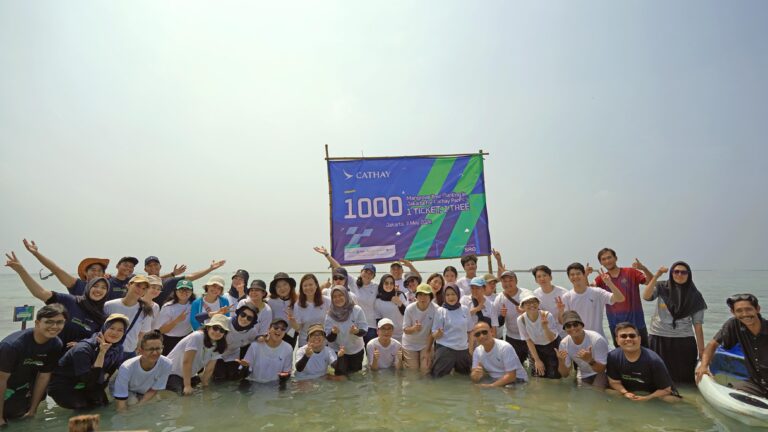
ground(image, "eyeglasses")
xmin=473 ymin=330 xmax=489 ymax=337
xmin=272 ymin=325 xmax=287 ymax=331
xmin=618 ymin=333 xmax=638 ymax=339
xmin=209 ymin=326 xmax=227 ymax=334
xmin=564 ymin=322 xmax=581 ymax=329
xmin=238 ymin=313 xmax=255 ymax=322
xmin=672 ymin=270 xmax=689 ymax=276
xmin=41 ymin=319 xmax=66 ymax=327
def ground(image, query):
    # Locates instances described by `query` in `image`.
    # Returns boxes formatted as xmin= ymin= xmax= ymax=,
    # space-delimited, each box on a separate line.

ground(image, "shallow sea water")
xmin=0 ymin=270 xmax=766 ymax=431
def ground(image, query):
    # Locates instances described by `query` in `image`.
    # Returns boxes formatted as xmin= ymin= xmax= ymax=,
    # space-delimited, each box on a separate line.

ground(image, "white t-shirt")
xmin=562 ymin=287 xmax=614 ymax=339
xmin=291 ymin=297 xmax=330 ymax=346
xmin=456 ymin=277 xmax=473 ymax=297
xmin=402 ymin=302 xmax=437 ymax=351
xmin=324 ymin=305 xmax=368 ymax=354
xmin=242 ymin=340 xmax=293 ymax=383
xmin=459 ymin=295 xmax=499 ymax=328
xmin=167 ymin=331 xmax=222 ymax=377
xmin=493 ymin=288 xmax=533 ymax=340
xmin=558 ymin=330 xmax=609 ymax=379
xmin=104 ymin=299 xmax=153 ymax=353
xmin=112 ymin=355 xmax=172 ymax=399
xmin=222 ymin=326 xmax=261 ymax=362
xmin=373 ymin=292 xmax=409 ymax=341
xmin=472 ymin=339 xmax=528 ymax=382
xmin=354 ymin=283 xmax=378 ymax=331
xmin=366 ymin=337 xmax=402 ymax=369
xmin=149 ymin=303 xmax=161 ymax=330
xmin=432 ymin=305 xmax=473 ymax=351
xmin=294 ymin=345 xmax=337 ymax=380
xmin=517 ymin=311 xmax=560 ymax=346
xmin=157 ymin=303 xmax=193 ymax=338
xmin=533 ymin=285 xmax=568 ymax=337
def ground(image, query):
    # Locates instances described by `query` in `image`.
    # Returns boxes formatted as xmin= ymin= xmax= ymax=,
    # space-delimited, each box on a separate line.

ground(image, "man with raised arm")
xmin=144 ymin=256 xmax=226 ymax=305
xmin=22 ymin=239 xmax=109 ymax=297
xmin=594 ymin=248 xmax=653 ymax=347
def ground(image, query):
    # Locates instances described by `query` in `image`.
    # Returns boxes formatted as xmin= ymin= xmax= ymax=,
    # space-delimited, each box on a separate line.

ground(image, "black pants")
xmin=162 ymin=335 xmax=186 ymax=356
xmin=334 ymin=349 xmax=364 ymax=376
xmin=649 ymin=334 xmax=697 ymax=384
xmin=213 ymin=359 xmax=247 ymax=381
xmin=505 ymin=336 xmax=529 ymax=365
xmin=165 ymin=374 xmax=201 ymax=394
xmin=532 ymin=336 xmax=562 ymax=379
xmin=49 ymin=381 xmax=108 ymax=410
xmin=430 ymin=344 xmax=472 ymax=378
xmin=2 ymin=387 xmax=32 ymax=420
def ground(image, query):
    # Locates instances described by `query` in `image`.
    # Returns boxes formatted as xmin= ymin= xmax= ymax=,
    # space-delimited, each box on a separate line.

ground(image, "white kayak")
xmin=698 ymin=373 xmax=768 ymax=427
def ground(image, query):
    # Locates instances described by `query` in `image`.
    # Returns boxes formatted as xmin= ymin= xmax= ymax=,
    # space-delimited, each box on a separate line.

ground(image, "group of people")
xmin=1 ymin=240 xmax=766 ymax=428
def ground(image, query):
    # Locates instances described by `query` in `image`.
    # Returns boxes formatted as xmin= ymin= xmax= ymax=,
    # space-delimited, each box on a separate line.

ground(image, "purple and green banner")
xmin=327 ymin=154 xmax=491 ymax=265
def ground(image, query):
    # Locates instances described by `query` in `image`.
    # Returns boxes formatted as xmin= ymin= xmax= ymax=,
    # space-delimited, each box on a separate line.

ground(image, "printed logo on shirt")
xmin=22 ymin=358 xmax=44 ymax=367
xmin=71 ymin=317 xmax=94 ymax=331
xmin=620 ymin=373 xmax=646 ymax=384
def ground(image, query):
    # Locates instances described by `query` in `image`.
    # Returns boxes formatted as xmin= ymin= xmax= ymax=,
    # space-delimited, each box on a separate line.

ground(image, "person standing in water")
xmin=594 ymin=248 xmax=654 ymax=347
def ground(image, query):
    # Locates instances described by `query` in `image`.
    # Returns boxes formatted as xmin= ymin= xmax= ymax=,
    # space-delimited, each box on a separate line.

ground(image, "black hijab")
xmin=228 ymin=269 xmax=250 ymax=301
xmin=75 ymin=277 xmax=108 ymax=325
xmin=377 ymin=274 xmax=400 ymax=301
xmin=231 ymin=303 xmax=258 ymax=332
xmin=657 ymin=261 xmax=707 ymax=328
xmin=442 ymin=285 xmax=462 ymax=311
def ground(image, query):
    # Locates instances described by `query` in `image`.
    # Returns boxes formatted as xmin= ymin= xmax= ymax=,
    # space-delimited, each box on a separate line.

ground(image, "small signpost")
xmin=13 ymin=305 xmax=35 ymax=330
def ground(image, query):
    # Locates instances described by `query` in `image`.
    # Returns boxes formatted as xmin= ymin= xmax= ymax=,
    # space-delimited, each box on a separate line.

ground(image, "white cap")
xmin=377 ymin=318 xmax=395 ymax=329
xmin=519 ymin=293 xmax=540 ymax=306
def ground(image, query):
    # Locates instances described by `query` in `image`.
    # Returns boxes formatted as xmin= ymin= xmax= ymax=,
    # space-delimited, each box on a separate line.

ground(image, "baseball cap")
xmin=415 ymin=283 xmax=432 ymax=296
xmin=144 ymin=256 xmax=160 ymax=266
xmin=117 ymin=257 xmax=139 ymax=266
xmin=377 ymin=318 xmax=395 ymax=329
xmin=147 ymin=275 xmax=162 ymax=286
xmin=362 ymin=264 xmax=376 ymax=275
xmin=129 ymin=275 xmax=150 ymax=285
xmin=176 ymin=280 xmax=194 ymax=291
xmin=470 ymin=277 xmax=486 ymax=287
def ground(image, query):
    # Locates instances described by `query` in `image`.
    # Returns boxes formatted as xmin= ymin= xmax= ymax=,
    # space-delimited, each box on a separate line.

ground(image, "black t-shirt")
xmin=67 ymin=278 xmax=87 ymax=296
xmin=715 ymin=316 xmax=768 ymax=389
xmin=107 ymin=276 xmax=131 ymax=301
xmin=45 ymin=292 xmax=100 ymax=345
xmin=607 ymin=347 xmax=674 ymax=393
xmin=0 ymin=329 xmax=63 ymax=391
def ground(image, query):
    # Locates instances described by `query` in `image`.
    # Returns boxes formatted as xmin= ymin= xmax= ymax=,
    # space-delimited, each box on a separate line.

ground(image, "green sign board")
xmin=13 ymin=305 xmax=34 ymax=322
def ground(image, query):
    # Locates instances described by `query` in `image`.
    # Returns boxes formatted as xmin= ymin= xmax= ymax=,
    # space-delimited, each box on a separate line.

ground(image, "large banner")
xmin=327 ymin=154 xmax=491 ymax=265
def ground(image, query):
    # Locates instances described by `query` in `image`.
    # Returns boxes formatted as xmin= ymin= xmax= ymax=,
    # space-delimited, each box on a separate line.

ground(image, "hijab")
xmin=231 ymin=303 xmax=258 ymax=332
xmin=657 ymin=261 xmax=707 ymax=328
xmin=442 ymin=284 xmax=461 ymax=311
xmin=328 ymin=286 xmax=355 ymax=322
xmin=228 ymin=269 xmax=250 ymax=301
xmin=82 ymin=317 xmax=125 ymax=381
xmin=376 ymin=274 xmax=400 ymax=301
xmin=75 ymin=277 xmax=108 ymax=326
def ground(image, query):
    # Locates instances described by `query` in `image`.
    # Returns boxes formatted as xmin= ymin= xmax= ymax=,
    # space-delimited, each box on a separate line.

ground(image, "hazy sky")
xmin=1 ymin=1 xmax=766 ymax=275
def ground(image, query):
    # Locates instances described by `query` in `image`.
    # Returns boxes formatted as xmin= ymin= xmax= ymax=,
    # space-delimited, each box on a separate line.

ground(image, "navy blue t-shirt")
xmin=156 ymin=276 xmax=184 ymax=307
xmin=0 ymin=329 xmax=63 ymax=391
xmin=46 ymin=292 xmax=101 ymax=345
xmin=107 ymin=276 xmax=131 ymax=301
xmin=67 ymin=278 xmax=87 ymax=296
xmin=607 ymin=347 xmax=674 ymax=393
xmin=52 ymin=338 xmax=121 ymax=389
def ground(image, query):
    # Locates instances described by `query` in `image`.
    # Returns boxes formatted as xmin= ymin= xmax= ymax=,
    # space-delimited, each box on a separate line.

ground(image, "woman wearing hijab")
xmin=642 ymin=261 xmax=707 ymax=384
xmin=5 ymin=252 xmax=108 ymax=347
xmin=48 ymin=314 xmax=128 ymax=409
xmin=373 ymin=274 xmax=409 ymax=342
xmin=268 ymin=272 xmax=299 ymax=347
xmin=225 ymin=269 xmax=250 ymax=307
xmin=324 ymin=286 xmax=368 ymax=376
xmin=431 ymin=284 xmax=474 ymax=378
xmin=214 ymin=302 xmax=260 ymax=381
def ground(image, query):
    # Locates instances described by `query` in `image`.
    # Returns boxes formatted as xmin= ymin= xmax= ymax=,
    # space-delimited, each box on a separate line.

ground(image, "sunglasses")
xmin=332 ymin=276 xmax=346 ymax=281
xmin=672 ymin=270 xmax=689 ymax=276
xmin=272 ymin=325 xmax=288 ymax=331
xmin=473 ymin=329 xmax=489 ymax=337
xmin=564 ymin=322 xmax=581 ymax=329
xmin=238 ymin=313 xmax=255 ymax=322
xmin=618 ymin=333 xmax=638 ymax=339
xmin=209 ymin=326 xmax=227 ymax=334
